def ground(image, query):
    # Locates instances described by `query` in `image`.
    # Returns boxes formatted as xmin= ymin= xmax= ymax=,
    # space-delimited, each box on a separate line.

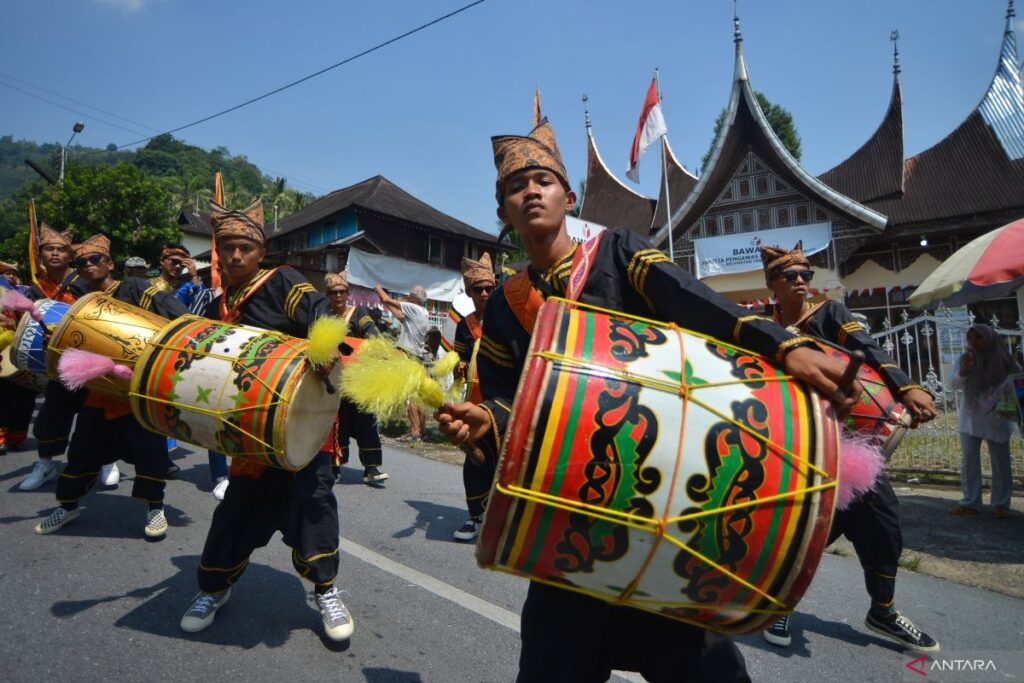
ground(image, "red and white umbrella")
xmin=910 ymin=217 xmax=1024 ymax=309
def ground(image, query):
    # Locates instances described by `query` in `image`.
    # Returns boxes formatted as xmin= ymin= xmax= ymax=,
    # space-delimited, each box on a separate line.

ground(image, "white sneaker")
xmin=19 ymin=460 xmax=58 ymax=491
xmin=145 ymin=508 xmax=168 ymax=538
xmin=180 ymin=589 xmax=232 ymax=633
xmin=315 ymin=587 xmax=354 ymax=641
xmin=100 ymin=462 xmax=120 ymax=486
xmin=213 ymin=478 xmax=229 ymax=501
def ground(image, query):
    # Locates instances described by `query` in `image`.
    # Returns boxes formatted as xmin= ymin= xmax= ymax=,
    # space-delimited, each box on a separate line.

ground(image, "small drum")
xmin=477 ymin=299 xmax=839 ymax=635
xmin=46 ymin=292 xmax=169 ymax=399
xmin=130 ymin=316 xmax=342 ymax=471
xmin=812 ymin=339 xmax=911 ymax=458
xmin=0 ymin=345 xmax=46 ymax=391
xmin=11 ymin=298 xmax=70 ymax=380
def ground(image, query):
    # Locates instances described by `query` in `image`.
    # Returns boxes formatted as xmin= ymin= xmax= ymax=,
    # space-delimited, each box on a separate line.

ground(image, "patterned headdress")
xmin=491 ymin=118 xmax=570 ymax=206
xmin=73 ymin=234 xmax=111 ymax=260
xmin=210 ymin=197 xmax=265 ymax=246
xmin=324 ymin=271 xmax=349 ymax=291
xmin=760 ymin=242 xmax=810 ymax=280
xmin=462 ymin=252 xmax=495 ymax=291
xmin=0 ymin=260 xmax=19 ymax=275
xmin=39 ymin=222 xmax=74 ymax=250
xmin=160 ymin=244 xmax=190 ymax=259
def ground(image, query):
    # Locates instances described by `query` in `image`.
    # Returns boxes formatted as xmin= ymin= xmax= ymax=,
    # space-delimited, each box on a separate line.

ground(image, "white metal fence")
xmin=864 ymin=309 xmax=1024 ymax=478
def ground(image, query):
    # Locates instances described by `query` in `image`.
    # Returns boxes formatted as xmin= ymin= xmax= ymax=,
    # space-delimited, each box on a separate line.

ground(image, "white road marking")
xmin=341 ymin=538 xmax=646 ymax=682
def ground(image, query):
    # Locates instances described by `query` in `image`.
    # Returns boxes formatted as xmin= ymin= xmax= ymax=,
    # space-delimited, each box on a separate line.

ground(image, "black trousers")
xmin=827 ymin=472 xmax=902 ymax=607
xmin=0 ymin=380 xmax=36 ymax=444
xmin=517 ymin=582 xmax=750 ymax=683
xmin=336 ymin=398 xmax=382 ymax=468
xmin=463 ymin=448 xmax=496 ymax=519
xmin=197 ymin=451 xmax=340 ymax=593
xmin=56 ymin=407 xmax=169 ymax=505
xmin=33 ymin=381 xmax=86 ymax=458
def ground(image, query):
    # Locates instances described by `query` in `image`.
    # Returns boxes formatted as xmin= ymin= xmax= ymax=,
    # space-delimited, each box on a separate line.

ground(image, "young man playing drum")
xmin=451 ymin=252 xmax=495 ymax=542
xmin=758 ymin=243 xmax=939 ymax=653
xmin=179 ymin=198 xmax=353 ymax=643
xmin=0 ymin=261 xmax=36 ymax=457
xmin=20 ymin=224 xmax=91 ymax=490
xmin=34 ymin=234 xmax=187 ymax=538
xmin=321 ymin=271 xmax=388 ymax=484
xmin=436 ymin=119 xmax=861 ymax=683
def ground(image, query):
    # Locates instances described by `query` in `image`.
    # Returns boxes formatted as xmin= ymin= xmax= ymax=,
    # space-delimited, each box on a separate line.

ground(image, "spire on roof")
xmin=583 ymin=93 xmax=592 ymax=132
xmin=891 ymin=30 xmax=901 ymax=78
xmin=733 ymin=0 xmax=742 ymax=44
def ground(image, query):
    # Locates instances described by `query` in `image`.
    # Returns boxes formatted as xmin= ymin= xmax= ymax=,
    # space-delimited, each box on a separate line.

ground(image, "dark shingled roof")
xmin=272 ymin=175 xmax=500 ymax=244
xmin=177 ymin=207 xmax=211 ymax=235
xmin=650 ymin=137 xmax=699 ymax=232
xmin=819 ymin=77 xmax=905 ymax=204
xmin=578 ymin=129 xmax=656 ymax=235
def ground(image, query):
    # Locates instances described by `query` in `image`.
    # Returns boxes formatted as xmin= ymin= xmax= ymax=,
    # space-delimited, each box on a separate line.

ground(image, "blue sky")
xmin=0 ymin=0 xmax=1018 ymax=235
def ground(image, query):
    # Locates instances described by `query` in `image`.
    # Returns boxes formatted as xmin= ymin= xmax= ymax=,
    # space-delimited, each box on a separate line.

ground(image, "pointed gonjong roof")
xmin=818 ymin=39 xmax=905 ymax=204
xmin=650 ymin=137 xmax=699 ymax=232
xmin=652 ymin=15 xmax=887 ymax=248
xmin=864 ymin=2 xmax=1024 ymax=227
xmin=578 ymin=109 xmax=656 ymax=236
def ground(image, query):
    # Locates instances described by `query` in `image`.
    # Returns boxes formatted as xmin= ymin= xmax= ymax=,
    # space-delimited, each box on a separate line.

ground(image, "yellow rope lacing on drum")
xmin=493 ymin=297 xmax=838 ymax=617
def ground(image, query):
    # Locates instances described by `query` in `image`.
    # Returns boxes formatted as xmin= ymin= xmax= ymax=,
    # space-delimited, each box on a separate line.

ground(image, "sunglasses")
xmin=327 ymin=289 xmax=348 ymax=297
xmin=780 ymin=269 xmax=814 ymax=283
xmin=471 ymin=285 xmax=495 ymax=295
xmin=73 ymin=254 xmax=106 ymax=268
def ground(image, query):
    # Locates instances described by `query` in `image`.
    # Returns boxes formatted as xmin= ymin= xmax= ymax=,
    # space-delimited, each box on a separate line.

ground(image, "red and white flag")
xmin=625 ymin=78 xmax=667 ymax=183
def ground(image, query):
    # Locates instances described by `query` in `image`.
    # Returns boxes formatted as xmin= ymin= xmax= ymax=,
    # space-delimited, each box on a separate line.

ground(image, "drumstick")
xmin=837 ymin=350 xmax=865 ymax=398
xmin=460 ymin=442 xmax=486 ymax=465
xmin=320 ymin=375 xmax=337 ymax=395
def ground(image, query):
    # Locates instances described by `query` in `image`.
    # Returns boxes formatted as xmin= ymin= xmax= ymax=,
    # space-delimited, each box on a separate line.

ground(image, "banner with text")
xmin=694 ymin=223 xmax=832 ymax=278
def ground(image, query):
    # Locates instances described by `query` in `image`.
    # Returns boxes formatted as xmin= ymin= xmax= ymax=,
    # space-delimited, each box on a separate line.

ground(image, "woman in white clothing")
xmin=949 ymin=324 xmax=1020 ymax=518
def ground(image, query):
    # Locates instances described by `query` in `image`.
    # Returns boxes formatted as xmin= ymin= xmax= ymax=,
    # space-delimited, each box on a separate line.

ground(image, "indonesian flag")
xmin=625 ymin=78 xmax=667 ymax=183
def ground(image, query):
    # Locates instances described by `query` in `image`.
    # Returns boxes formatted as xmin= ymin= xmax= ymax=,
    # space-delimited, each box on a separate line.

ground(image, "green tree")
xmin=702 ymin=91 xmax=802 ymax=169
xmin=0 ymin=162 xmax=181 ymax=267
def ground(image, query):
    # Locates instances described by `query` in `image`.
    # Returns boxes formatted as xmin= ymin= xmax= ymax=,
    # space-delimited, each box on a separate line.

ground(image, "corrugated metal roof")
xmin=978 ymin=14 xmax=1024 ymax=160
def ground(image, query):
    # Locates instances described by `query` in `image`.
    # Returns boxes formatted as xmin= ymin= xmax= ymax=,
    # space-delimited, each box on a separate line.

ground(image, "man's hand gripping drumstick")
xmin=435 ymin=403 xmax=489 ymax=463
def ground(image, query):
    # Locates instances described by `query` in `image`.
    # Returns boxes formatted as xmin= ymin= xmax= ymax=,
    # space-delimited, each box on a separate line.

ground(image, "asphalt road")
xmin=1 ymin=439 xmax=1022 ymax=683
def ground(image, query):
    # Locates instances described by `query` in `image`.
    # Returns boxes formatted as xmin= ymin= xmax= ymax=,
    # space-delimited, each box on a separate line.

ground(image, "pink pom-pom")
xmin=58 ymin=348 xmax=131 ymax=390
xmin=1 ymin=289 xmax=42 ymax=322
xmin=838 ymin=433 xmax=886 ymax=510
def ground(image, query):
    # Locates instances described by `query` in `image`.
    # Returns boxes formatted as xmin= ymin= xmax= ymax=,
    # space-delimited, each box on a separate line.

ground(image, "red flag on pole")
xmin=625 ymin=78 xmax=667 ymax=183
xmin=210 ymin=172 xmax=223 ymax=289
xmin=27 ymin=200 xmax=40 ymax=286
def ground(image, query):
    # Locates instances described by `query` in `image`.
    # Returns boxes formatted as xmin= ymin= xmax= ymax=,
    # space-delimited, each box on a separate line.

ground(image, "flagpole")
xmin=655 ymin=69 xmax=674 ymax=261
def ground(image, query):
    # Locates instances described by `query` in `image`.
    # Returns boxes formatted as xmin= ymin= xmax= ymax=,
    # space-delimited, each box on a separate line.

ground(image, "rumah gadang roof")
xmin=650 ymin=137 xmax=699 ymax=231
xmin=862 ymin=4 xmax=1024 ymax=227
xmin=818 ymin=71 xmax=905 ymax=204
xmin=652 ymin=16 xmax=888 ymax=248
xmin=578 ymin=125 xmax=656 ymax=236
xmin=273 ymin=175 xmax=500 ymax=245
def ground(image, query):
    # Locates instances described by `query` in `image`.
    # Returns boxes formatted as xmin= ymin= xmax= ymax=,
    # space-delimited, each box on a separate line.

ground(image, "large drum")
xmin=10 ymin=298 xmax=70 ymax=382
xmin=477 ymin=299 xmax=840 ymax=635
xmin=0 ymin=345 xmax=46 ymax=392
xmin=813 ymin=339 xmax=911 ymax=458
xmin=130 ymin=316 xmax=341 ymax=471
xmin=46 ymin=292 xmax=169 ymax=399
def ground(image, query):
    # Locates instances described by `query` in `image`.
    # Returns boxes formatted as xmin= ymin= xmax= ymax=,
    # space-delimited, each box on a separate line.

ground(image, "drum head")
xmin=282 ymin=362 xmax=342 ymax=469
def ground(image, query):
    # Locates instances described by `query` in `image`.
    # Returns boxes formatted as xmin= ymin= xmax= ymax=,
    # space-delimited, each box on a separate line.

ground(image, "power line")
xmin=0 ymin=71 xmax=162 ymax=133
xmin=106 ymin=0 xmax=487 ymax=151
xmin=0 ymin=79 xmax=151 ymax=138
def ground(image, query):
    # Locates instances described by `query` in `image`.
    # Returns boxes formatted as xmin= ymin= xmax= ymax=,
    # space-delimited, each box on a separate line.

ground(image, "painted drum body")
xmin=812 ymin=339 xmax=911 ymax=458
xmin=0 ymin=345 xmax=46 ymax=391
xmin=130 ymin=316 xmax=341 ymax=471
xmin=46 ymin=292 xmax=169 ymax=399
xmin=11 ymin=299 xmax=70 ymax=386
xmin=477 ymin=299 xmax=840 ymax=635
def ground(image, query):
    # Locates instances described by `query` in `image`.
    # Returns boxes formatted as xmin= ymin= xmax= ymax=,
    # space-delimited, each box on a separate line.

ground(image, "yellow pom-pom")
xmin=416 ymin=377 xmax=445 ymax=409
xmin=429 ymin=350 xmax=461 ymax=379
xmin=307 ymin=315 xmax=349 ymax=367
xmin=445 ymin=377 xmax=466 ymax=403
xmin=340 ymin=338 xmax=448 ymax=421
xmin=0 ymin=328 xmax=14 ymax=352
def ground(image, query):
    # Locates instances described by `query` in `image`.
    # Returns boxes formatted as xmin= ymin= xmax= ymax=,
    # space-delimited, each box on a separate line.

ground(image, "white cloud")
xmin=94 ymin=0 xmax=153 ymax=13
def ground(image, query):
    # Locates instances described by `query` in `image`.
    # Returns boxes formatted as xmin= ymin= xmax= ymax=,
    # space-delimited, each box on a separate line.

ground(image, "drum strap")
xmin=503 ymin=270 xmax=545 ymax=336
xmin=566 ymin=232 xmax=604 ymax=302
xmin=219 ymin=267 xmax=282 ymax=323
xmin=464 ymin=312 xmax=482 ymax=340
xmin=774 ymin=300 xmax=827 ymax=335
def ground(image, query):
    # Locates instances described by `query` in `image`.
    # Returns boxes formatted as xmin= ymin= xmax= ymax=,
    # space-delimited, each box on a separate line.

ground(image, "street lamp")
xmin=59 ymin=121 xmax=85 ymax=185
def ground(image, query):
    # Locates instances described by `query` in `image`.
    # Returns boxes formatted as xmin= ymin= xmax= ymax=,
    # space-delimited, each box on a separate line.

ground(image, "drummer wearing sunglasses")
xmin=35 ymin=234 xmax=187 ymax=542
xmin=759 ymin=242 xmax=939 ymax=654
xmin=436 ymin=119 xmax=864 ymax=683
